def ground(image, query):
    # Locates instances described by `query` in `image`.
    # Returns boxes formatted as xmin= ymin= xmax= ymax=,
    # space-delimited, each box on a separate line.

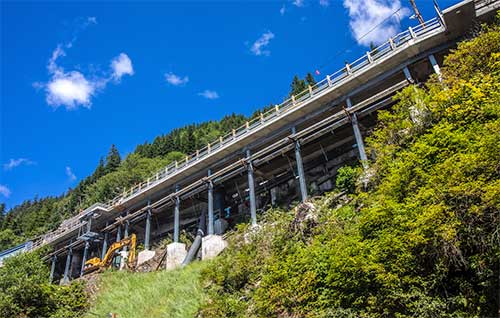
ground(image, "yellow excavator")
xmin=84 ymin=233 xmax=137 ymax=273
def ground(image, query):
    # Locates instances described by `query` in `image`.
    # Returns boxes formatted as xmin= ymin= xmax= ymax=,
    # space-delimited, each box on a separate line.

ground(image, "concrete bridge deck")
xmin=1 ymin=0 xmax=498 ymax=281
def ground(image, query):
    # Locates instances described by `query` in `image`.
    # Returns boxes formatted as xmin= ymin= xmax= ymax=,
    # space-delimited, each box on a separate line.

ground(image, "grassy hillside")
xmin=198 ymin=18 xmax=500 ymax=318
xmin=84 ymin=262 xmax=208 ymax=318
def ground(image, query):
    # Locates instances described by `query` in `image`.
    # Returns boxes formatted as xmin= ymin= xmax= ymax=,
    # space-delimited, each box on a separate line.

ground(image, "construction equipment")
xmin=84 ymin=233 xmax=137 ymax=273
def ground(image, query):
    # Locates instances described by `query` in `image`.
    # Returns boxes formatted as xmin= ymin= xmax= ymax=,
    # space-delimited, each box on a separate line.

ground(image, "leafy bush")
xmin=199 ymin=21 xmax=500 ymax=318
xmin=335 ymin=165 xmax=359 ymax=193
xmin=0 ymin=250 xmax=87 ymax=318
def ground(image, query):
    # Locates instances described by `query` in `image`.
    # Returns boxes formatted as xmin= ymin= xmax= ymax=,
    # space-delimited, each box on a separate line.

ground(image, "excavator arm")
xmin=84 ymin=233 xmax=137 ymax=273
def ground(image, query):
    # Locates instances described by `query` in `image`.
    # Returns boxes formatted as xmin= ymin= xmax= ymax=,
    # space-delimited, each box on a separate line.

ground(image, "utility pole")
xmin=409 ymin=0 xmax=425 ymax=27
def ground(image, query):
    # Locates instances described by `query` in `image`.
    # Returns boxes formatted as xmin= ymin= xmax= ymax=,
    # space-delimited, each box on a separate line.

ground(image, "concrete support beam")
xmin=428 ymin=54 xmax=442 ymax=82
xmin=144 ymin=201 xmax=152 ymax=250
xmin=292 ymin=127 xmax=308 ymax=202
xmin=174 ymin=185 xmax=181 ymax=242
xmin=246 ymin=149 xmax=257 ymax=226
xmin=347 ymin=98 xmax=368 ymax=168
xmin=49 ymin=255 xmax=57 ymax=283
xmin=207 ymin=170 xmax=214 ymax=235
xmin=80 ymin=241 xmax=90 ymax=277
xmin=403 ymin=66 xmax=414 ymax=83
xmin=63 ymin=247 xmax=72 ymax=284
xmin=101 ymin=231 xmax=108 ymax=260
xmin=116 ymin=225 xmax=122 ymax=242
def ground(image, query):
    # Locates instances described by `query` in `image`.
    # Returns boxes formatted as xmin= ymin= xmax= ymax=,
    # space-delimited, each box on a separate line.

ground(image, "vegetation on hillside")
xmin=199 ymin=19 xmax=500 ymax=318
xmin=84 ymin=261 xmax=208 ymax=318
xmin=0 ymin=250 xmax=87 ymax=318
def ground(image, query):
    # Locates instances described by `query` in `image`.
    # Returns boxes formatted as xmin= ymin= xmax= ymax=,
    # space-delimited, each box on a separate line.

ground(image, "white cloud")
xmin=66 ymin=166 xmax=77 ymax=181
xmin=198 ymin=90 xmax=219 ymax=100
xmin=319 ymin=0 xmax=329 ymax=7
xmin=37 ymin=45 xmax=134 ymax=110
xmin=343 ymin=0 xmax=410 ymax=46
xmin=0 ymin=185 xmax=11 ymax=198
xmin=3 ymin=158 xmax=36 ymax=170
xmin=293 ymin=0 xmax=304 ymax=7
xmin=250 ymin=31 xmax=275 ymax=57
xmin=35 ymin=19 xmax=134 ymax=110
xmin=47 ymin=71 xmax=95 ymax=109
xmin=111 ymin=53 xmax=134 ymax=81
xmin=280 ymin=5 xmax=286 ymax=15
xmin=165 ymin=72 xmax=189 ymax=86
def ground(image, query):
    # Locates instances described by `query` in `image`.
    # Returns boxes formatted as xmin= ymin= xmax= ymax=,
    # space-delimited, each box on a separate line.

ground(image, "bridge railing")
xmin=104 ymin=17 xmax=442 ymax=209
xmin=33 ymin=16 xmax=444 ymax=249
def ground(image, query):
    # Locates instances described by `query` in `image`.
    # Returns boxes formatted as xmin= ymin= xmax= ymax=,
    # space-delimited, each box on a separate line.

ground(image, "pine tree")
xmin=105 ymin=144 xmax=121 ymax=173
xmin=305 ymin=72 xmax=317 ymax=87
xmin=289 ymin=75 xmax=307 ymax=97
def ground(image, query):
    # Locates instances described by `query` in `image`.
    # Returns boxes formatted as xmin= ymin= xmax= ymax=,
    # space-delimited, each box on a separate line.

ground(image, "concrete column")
xmin=144 ymin=201 xmax=152 ymax=250
xmin=86 ymin=216 xmax=92 ymax=233
xmin=101 ymin=231 xmax=109 ymax=260
xmin=123 ymin=221 xmax=129 ymax=252
xmin=207 ymin=170 xmax=214 ymax=235
xmin=428 ymin=54 xmax=442 ymax=82
xmin=246 ymin=149 xmax=257 ymax=226
xmin=403 ymin=66 xmax=414 ymax=83
xmin=292 ymin=127 xmax=308 ymax=202
xmin=347 ymin=98 xmax=368 ymax=168
xmin=174 ymin=185 xmax=180 ymax=242
xmin=63 ymin=247 xmax=72 ymax=284
xmin=49 ymin=255 xmax=57 ymax=283
xmin=80 ymin=241 xmax=90 ymax=277
xmin=116 ymin=225 xmax=122 ymax=242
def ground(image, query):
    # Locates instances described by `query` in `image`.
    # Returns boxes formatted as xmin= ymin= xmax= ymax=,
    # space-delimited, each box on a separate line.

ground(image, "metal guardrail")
xmin=104 ymin=17 xmax=442 ymax=207
xmin=32 ymin=16 xmax=444 ymax=250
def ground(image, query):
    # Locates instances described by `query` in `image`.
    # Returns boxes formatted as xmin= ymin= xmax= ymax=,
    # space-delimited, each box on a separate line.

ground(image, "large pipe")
xmin=182 ymin=210 xmax=206 ymax=267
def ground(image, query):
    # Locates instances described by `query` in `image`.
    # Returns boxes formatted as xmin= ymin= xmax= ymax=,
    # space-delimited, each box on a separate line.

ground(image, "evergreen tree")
xmin=105 ymin=144 xmax=121 ymax=173
xmin=0 ymin=203 xmax=5 ymax=228
xmin=289 ymin=75 xmax=307 ymax=97
xmin=305 ymin=72 xmax=317 ymax=87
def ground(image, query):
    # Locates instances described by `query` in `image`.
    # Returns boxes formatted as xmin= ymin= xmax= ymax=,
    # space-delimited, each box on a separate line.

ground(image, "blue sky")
xmin=0 ymin=0 xmax=459 ymax=209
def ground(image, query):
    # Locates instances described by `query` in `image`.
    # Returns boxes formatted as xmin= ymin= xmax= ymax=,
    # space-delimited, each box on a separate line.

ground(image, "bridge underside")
xmin=27 ymin=0 xmax=500 ymax=283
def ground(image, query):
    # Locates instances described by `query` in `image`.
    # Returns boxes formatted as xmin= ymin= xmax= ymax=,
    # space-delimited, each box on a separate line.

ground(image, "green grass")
xmin=84 ymin=261 xmax=208 ymax=318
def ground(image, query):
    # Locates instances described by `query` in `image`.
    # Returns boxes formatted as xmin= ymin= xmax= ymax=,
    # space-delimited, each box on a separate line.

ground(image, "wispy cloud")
xmin=250 ymin=31 xmax=275 ymax=57
xmin=319 ymin=0 xmax=329 ymax=7
xmin=165 ymin=72 xmax=189 ymax=86
xmin=292 ymin=0 xmax=304 ymax=7
xmin=0 ymin=185 xmax=11 ymax=198
xmin=111 ymin=53 xmax=134 ymax=82
xmin=280 ymin=5 xmax=286 ymax=15
xmin=66 ymin=166 xmax=77 ymax=182
xmin=198 ymin=90 xmax=219 ymax=100
xmin=35 ymin=17 xmax=134 ymax=110
xmin=343 ymin=0 xmax=409 ymax=46
xmin=3 ymin=158 xmax=36 ymax=171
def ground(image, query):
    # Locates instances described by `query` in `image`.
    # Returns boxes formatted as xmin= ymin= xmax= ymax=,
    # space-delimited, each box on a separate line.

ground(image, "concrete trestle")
xmin=3 ymin=0 xmax=496 ymax=283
